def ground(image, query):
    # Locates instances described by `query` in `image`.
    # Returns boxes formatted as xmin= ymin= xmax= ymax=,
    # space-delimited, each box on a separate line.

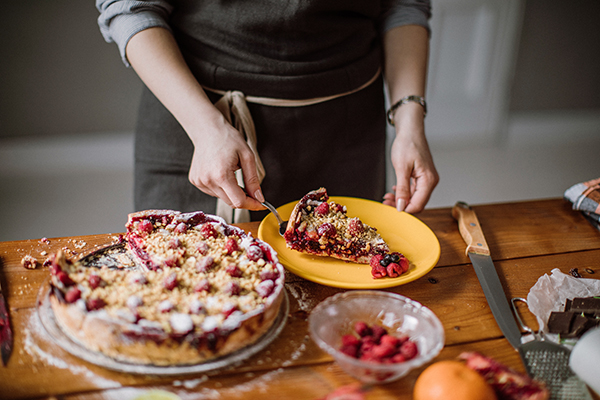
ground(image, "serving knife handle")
xmin=452 ymin=201 xmax=490 ymax=257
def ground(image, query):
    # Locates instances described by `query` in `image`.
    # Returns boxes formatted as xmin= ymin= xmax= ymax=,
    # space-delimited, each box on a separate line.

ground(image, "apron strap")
xmin=210 ymin=68 xmax=382 ymax=223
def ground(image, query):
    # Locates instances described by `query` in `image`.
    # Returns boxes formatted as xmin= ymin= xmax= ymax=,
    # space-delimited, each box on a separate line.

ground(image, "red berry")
xmin=200 ymin=223 xmax=218 ymax=239
xmin=400 ymin=340 xmax=418 ymax=360
xmin=347 ymin=218 xmax=364 ymax=236
xmin=224 ymin=281 xmax=240 ymax=296
xmin=246 ymin=245 xmax=264 ymax=261
xmin=163 ymin=272 xmax=178 ymax=290
xmin=225 ymin=237 xmax=239 ymax=254
xmin=386 ymin=262 xmax=403 ymax=278
xmin=138 ymin=219 xmax=153 ymax=234
xmin=380 ymin=334 xmax=400 ymax=348
xmin=340 ymin=344 xmax=360 ymax=358
xmin=370 ymin=254 xmax=384 ymax=269
xmin=195 ymin=256 xmax=214 ymax=273
xmin=371 ymin=264 xmax=387 ymax=279
xmin=174 ymin=222 xmax=187 ymax=234
xmin=226 ymin=264 xmax=242 ymax=277
xmin=341 ymin=334 xmax=360 ymax=347
xmin=222 ymin=303 xmax=238 ymax=317
xmin=372 ymin=343 xmax=396 ymax=359
xmin=87 ymin=298 xmax=106 ymax=311
xmin=317 ymin=223 xmax=337 ymax=238
xmin=371 ymin=325 xmax=388 ymax=342
xmin=256 ymin=280 xmax=274 ymax=297
xmin=193 ymin=278 xmax=211 ymax=293
xmin=64 ymin=287 xmax=81 ymax=303
xmin=354 ymin=321 xmax=372 ymax=337
xmin=88 ymin=274 xmax=102 ymax=289
xmin=56 ymin=271 xmax=74 ymax=286
xmin=314 ymin=202 xmax=329 ymax=216
xmin=391 ymin=353 xmax=407 ymax=363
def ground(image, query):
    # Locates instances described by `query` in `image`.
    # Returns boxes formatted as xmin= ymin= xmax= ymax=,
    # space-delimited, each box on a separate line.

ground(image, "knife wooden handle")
xmin=452 ymin=201 xmax=490 ymax=256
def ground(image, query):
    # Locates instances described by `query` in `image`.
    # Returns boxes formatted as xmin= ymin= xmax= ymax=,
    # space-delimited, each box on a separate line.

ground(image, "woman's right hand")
xmin=126 ymin=27 xmax=264 ymax=211
xmin=187 ymin=112 xmax=265 ymax=211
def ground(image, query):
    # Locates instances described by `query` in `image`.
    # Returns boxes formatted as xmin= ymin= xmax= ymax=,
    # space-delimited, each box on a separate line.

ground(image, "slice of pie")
xmin=48 ymin=210 xmax=285 ymax=366
xmin=283 ymin=187 xmax=392 ymax=264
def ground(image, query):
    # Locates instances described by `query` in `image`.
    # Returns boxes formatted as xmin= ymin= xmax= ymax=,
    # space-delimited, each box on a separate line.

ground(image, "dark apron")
xmin=134 ymin=0 xmax=387 ymax=221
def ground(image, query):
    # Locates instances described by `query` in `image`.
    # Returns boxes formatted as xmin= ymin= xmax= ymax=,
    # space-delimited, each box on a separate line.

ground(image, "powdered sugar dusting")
xmin=23 ymin=311 xmax=121 ymax=389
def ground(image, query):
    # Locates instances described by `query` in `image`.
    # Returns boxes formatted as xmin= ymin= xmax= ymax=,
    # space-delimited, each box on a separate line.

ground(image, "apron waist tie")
xmin=208 ymin=68 xmax=382 ymax=224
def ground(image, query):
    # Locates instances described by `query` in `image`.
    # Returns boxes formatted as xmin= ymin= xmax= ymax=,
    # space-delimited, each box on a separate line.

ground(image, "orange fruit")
xmin=413 ymin=360 xmax=498 ymax=400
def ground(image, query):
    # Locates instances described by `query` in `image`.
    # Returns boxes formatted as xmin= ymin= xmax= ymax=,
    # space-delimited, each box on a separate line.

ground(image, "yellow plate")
xmin=258 ymin=196 xmax=440 ymax=289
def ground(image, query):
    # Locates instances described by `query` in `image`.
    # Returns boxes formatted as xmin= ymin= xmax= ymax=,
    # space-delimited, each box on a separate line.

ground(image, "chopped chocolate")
xmin=547 ymin=311 xmax=575 ymax=334
xmin=570 ymin=297 xmax=600 ymax=313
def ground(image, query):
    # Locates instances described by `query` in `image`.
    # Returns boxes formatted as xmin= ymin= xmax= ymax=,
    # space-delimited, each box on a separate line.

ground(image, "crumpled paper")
xmin=527 ymin=268 xmax=600 ymax=343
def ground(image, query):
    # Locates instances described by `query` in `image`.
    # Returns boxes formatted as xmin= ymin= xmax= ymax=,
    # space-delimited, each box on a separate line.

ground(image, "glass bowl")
xmin=308 ymin=290 xmax=445 ymax=384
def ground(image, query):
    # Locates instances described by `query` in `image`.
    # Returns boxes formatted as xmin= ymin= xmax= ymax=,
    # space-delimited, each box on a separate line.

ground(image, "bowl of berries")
xmin=308 ymin=290 xmax=444 ymax=384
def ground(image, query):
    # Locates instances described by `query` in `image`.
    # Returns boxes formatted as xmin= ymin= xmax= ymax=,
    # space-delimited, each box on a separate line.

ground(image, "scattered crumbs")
xmin=40 ymin=251 xmax=48 ymax=256
xmin=454 ymin=326 xmax=461 ymax=331
xmin=20 ymin=255 xmax=38 ymax=270
xmin=40 ymin=237 xmax=50 ymax=245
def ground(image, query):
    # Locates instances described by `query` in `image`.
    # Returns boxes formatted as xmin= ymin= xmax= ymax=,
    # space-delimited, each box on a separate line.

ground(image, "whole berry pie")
xmin=48 ymin=210 xmax=285 ymax=366
xmin=283 ymin=188 xmax=409 ymax=278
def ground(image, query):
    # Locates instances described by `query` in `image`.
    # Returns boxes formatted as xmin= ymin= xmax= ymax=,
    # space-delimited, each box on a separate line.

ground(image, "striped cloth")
xmin=564 ymin=177 xmax=600 ymax=230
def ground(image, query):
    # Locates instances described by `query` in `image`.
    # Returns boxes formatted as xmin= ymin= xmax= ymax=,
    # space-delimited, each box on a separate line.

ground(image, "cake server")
xmin=452 ymin=201 xmax=592 ymax=400
xmin=0 ymin=274 xmax=13 ymax=366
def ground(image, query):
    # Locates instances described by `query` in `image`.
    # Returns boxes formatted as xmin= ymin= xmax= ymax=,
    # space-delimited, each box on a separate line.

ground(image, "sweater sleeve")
xmin=379 ymin=0 xmax=432 ymax=34
xmin=96 ymin=0 xmax=174 ymax=66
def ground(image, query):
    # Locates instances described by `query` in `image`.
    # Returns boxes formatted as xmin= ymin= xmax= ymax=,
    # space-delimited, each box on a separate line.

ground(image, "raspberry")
xmin=168 ymin=237 xmax=182 ymax=249
xmin=56 ymin=271 xmax=74 ymax=286
xmin=399 ymin=255 xmax=409 ymax=273
xmin=399 ymin=340 xmax=418 ymax=360
xmin=163 ymin=272 xmax=178 ymax=290
xmin=196 ymin=256 xmax=214 ymax=273
xmin=196 ymin=241 xmax=209 ymax=255
xmin=87 ymin=298 xmax=106 ymax=311
xmin=371 ymin=264 xmax=387 ymax=279
xmin=246 ymin=245 xmax=264 ymax=261
xmin=256 ymin=280 xmax=274 ymax=297
xmin=347 ymin=218 xmax=364 ymax=236
xmin=314 ymin=202 xmax=329 ymax=216
xmin=341 ymin=334 xmax=360 ymax=347
xmin=222 ymin=303 xmax=238 ymax=317
xmin=137 ymin=219 xmax=153 ymax=234
xmin=174 ymin=222 xmax=187 ymax=234
xmin=64 ymin=287 xmax=81 ymax=303
xmin=372 ymin=343 xmax=396 ymax=359
xmin=370 ymin=254 xmax=384 ymax=269
xmin=199 ymin=223 xmax=218 ymax=239
xmin=371 ymin=325 xmax=388 ymax=342
xmin=354 ymin=321 xmax=372 ymax=337
xmin=317 ymin=222 xmax=337 ymax=238
xmin=391 ymin=353 xmax=407 ymax=363
xmin=380 ymin=334 xmax=400 ymax=348
xmin=340 ymin=343 xmax=360 ymax=358
xmin=224 ymin=281 xmax=241 ymax=296
xmin=193 ymin=279 xmax=211 ymax=293
xmin=259 ymin=269 xmax=279 ymax=281
xmin=386 ymin=262 xmax=403 ymax=278
xmin=226 ymin=264 xmax=242 ymax=277
xmin=88 ymin=274 xmax=102 ymax=289
xmin=225 ymin=237 xmax=239 ymax=254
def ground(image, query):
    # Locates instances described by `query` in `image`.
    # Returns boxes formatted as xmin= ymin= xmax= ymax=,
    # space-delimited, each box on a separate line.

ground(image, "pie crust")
xmin=283 ymin=187 xmax=390 ymax=264
xmin=48 ymin=210 xmax=285 ymax=366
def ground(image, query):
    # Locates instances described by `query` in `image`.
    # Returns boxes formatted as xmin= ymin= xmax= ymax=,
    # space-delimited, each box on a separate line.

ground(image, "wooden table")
xmin=1 ymin=199 xmax=599 ymax=400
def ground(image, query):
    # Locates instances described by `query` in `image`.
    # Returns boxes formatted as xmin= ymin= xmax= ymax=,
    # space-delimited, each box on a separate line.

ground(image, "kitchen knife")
xmin=453 ymin=202 xmax=593 ymax=399
xmin=0 ymin=275 xmax=13 ymax=366
xmin=451 ymin=201 xmax=523 ymax=349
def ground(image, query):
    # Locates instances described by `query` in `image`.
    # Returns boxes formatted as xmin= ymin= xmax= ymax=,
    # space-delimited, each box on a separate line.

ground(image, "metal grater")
xmin=512 ymin=298 xmax=593 ymax=400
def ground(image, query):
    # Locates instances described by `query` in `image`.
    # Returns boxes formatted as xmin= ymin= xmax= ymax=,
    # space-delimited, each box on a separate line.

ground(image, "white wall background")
xmin=1 ymin=0 xmax=599 ymax=242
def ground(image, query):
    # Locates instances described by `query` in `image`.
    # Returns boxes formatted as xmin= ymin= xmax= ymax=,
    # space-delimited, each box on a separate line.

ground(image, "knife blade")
xmin=451 ymin=201 xmax=523 ymax=349
xmin=0 ymin=276 xmax=13 ymax=366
